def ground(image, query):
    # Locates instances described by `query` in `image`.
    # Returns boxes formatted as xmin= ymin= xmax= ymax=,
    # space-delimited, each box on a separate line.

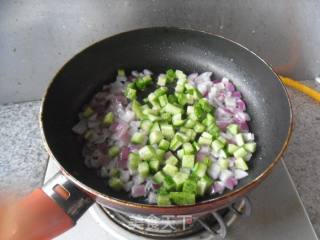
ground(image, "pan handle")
xmin=2 ymin=172 xmax=93 ymax=240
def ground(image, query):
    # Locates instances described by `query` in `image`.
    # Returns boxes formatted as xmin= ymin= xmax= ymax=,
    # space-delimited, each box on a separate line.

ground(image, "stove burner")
xmin=101 ymin=197 xmax=251 ymax=239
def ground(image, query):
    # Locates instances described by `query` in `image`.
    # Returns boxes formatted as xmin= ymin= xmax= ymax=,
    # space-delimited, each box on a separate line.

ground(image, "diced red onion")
xmin=72 ymin=120 xmax=88 ymax=135
xmin=124 ymin=181 xmax=134 ymax=192
xmin=133 ymin=175 xmax=145 ymax=185
xmin=152 ymin=183 xmax=161 ymax=190
xmin=224 ymin=177 xmax=238 ymax=190
xmin=234 ymin=169 xmax=248 ymax=180
xmin=211 ymin=181 xmax=225 ymax=194
xmin=225 ymin=96 xmax=237 ymax=109
xmin=199 ymin=146 xmax=211 ymax=154
xmin=188 ymin=73 xmax=198 ymax=83
xmin=196 ymin=152 xmax=207 ymax=161
xmin=212 ymin=79 xmax=221 ymax=84
xmin=120 ymin=170 xmax=130 ymax=182
xmin=236 ymin=99 xmax=246 ymax=111
xmin=208 ymin=163 xmax=221 ymax=180
xmin=143 ymin=69 xmax=153 ymax=76
xmin=148 ymin=192 xmax=157 ymax=204
xmin=118 ymin=147 xmax=130 ymax=169
xmin=219 ymin=169 xmax=233 ymax=182
xmin=100 ymin=166 xmax=109 ymax=178
xmin=120 ymin=110 xmax=135 ymax=123
xmin=131 ymin=184 xmax=147 ymax=198
xmin=232 ymin=91 xmax=242 ymax=98
xmin=242 ymin=133 xmax=254 ymax=142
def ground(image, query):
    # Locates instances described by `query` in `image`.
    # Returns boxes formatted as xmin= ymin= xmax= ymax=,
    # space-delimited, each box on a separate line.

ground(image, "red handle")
xmin=1 ymin=188 xmax=74 ymax=240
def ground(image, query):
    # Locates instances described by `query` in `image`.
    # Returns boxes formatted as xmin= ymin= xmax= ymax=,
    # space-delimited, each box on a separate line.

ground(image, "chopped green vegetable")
xmin=244 ymin=142 xmax=257 ymax=153
xmin=227 ymin=124 xmax=239 ymax=135
xmin=108 ymin=177 xmax=123 ymax=191
xmin=131 ymin=132 xmax=146 ymax=144
xmin=182 ymin=155 xmax=195 ymax=169
xmin=169 ymin=192 xmax=195 ymax=205
xmin=103 ymin=112 xmax=114 ymax=125
xmin=139 ymin=145 xmax=156 ymax=160
xmin=82 ymin=106 xmax=94 ymax=118
xmin=163 ymin=164 xmax=178 ymax=177
xmin=108 ymin=146 xmax=120 ymax=158
xmin=128 ymin=153 xmax=140 ymax=171
xmin=138 ymin=162 xmax=149 ymax=177
xmin=157 ymin=194 xmax=171 ymax=206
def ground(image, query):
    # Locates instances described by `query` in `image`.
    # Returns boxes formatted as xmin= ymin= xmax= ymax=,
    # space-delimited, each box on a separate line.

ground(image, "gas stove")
xmin=44 ymin=158 xmax=317 ymax=240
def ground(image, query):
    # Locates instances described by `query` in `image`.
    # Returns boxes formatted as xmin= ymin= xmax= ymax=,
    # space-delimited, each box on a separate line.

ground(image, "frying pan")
xmin=8 ymin=27 xmax=292 ymax=239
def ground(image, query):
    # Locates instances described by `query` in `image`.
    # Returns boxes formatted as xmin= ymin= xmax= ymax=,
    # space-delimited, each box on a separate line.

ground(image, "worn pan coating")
xmin=41 ymin=27 xmax=292 ymax=215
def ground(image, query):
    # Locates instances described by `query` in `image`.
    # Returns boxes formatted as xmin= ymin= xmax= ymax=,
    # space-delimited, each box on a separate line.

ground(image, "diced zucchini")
xmin=157 ymin=74 xmax=167 ymax=86
xmin=183 ymin=142 xmax=194 ymax=154
xmin=163 ymin=176 xmax=176 ymax=190
xmin=108 ymin=146 xmax=120 ymax=158
xmin=175 ymin=69 xmax=187 ymax=80
xmin=149 ymin=130 xmax=163 ymax=144
xmin=192 ymin=141 xmax=200 ymax=152
xmin=169 ymin=135 xmax=184 ymax=151
xmin=161 ymin=112 xmax=172 ymax=122
xmin=132 ymin=100 xmax=146 ymax=120
xmin=166 ymin=155 xmax=179 ymax=166
xmin=108 ymin=177 xmax=123 ymax=191
xmin=211 ymin=140 xmax=225 ymax=152
xmin=198 ymin=136 xmax=212 ymax=146
xmin=177 ymin=149 xmax=184 ymax=160
xmin=172 ymin=114 xmax=185 ymax=126
xmin=158 ymin=94 xmax=168 ymax=107
xmin=227 ymin=144 xmax=239 ymax=154
xmin=194 ymin=123 xmax=206 ymax=133
xmin=227 ymin=124 xmax=239 ymax=135
xmin=218 ymin=158 xmax=229 ymax=170
xmin=149 ymin=160 xmax=160 ymax=172
xmin=138 ymin=162 xmax=149 ymax=177
xmin=153 ymin=171 xmax=165 ymax=184
xmin=217 ymin=136 xmax=227 ymax=145
xmin=193 ymin=162 xmax=207 ymax=178
xmin=159 ymin=139 xmax=170 ymax=151
xmin=235 ymin=157 xmax=249 ymax=170
xmin=163 ymin=164 xmax=178 ymax=177
xmin=233 ymin=147 xmax=248 ymax=158
xmin=244 ymin=142 xmax=257 ymax=153
xmin=150 ymin=122 xmax=161 ymax=132
xmin=163 ymin=103 xmax=184 ymax=114
xmin=182 ymin=155 xmax=195 ymax=169
xmin=185 ymin=119 xmax=196 ymax=128
xmin=157 ymin=194 xmax=171 ymax=206
xmin=103 ymin=112 xmax=114 ymax=125
xmin=131 ymin=132 xmax=146 ymax=145
xmin=235 ymin=133 xmax=245 ymax=146
xmin=156 ymin=149 xmax=165 ymax=161
xmin=182 ymin=179 xmax=197 ymax=193
xmin=196 ymin=175 xmax=213 ymax=196
xmin=139 ymin=145 xmax=156 ymax=160
xmin=169 ymin=192 xmax=195 ymax=205
xmin=82 ymin=106 xmax=94 ymax=118
xmin=160 ymin=123 xmax=175 ymax=140
xmin=128 ymin=153 xmax=140 ymax=171
xmin=172 ymin=172 xmax=189 ymax=189
xmin=140 ymin=120 xmax=153 ymax=133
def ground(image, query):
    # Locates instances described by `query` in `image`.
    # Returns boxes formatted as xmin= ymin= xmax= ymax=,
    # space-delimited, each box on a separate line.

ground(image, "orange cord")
xmin=279 ymin=76 xmax=320 ymax=102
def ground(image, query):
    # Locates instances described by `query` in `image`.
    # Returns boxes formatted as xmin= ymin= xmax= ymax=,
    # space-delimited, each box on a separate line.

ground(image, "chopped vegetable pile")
xmin=72 ymin=69 xmax=256 ymax=206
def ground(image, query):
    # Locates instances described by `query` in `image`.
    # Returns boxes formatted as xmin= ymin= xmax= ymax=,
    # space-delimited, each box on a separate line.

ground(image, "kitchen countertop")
xmin=0 ymin=80 xmax=319 ymax=236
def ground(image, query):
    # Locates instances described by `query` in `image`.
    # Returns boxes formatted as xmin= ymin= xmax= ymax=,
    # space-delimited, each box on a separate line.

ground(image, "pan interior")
xmin=42 ymin=28 xmax=291 ymax=204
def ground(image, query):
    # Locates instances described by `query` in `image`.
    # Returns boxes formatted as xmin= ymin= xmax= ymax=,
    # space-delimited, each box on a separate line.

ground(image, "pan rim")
xmin=39 ymin=26 xmax=293 ymax=213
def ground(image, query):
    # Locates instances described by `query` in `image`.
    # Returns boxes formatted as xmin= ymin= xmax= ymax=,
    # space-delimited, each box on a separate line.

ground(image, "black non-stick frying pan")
xmin=9 ymin=27 xmax=292 ymax=240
